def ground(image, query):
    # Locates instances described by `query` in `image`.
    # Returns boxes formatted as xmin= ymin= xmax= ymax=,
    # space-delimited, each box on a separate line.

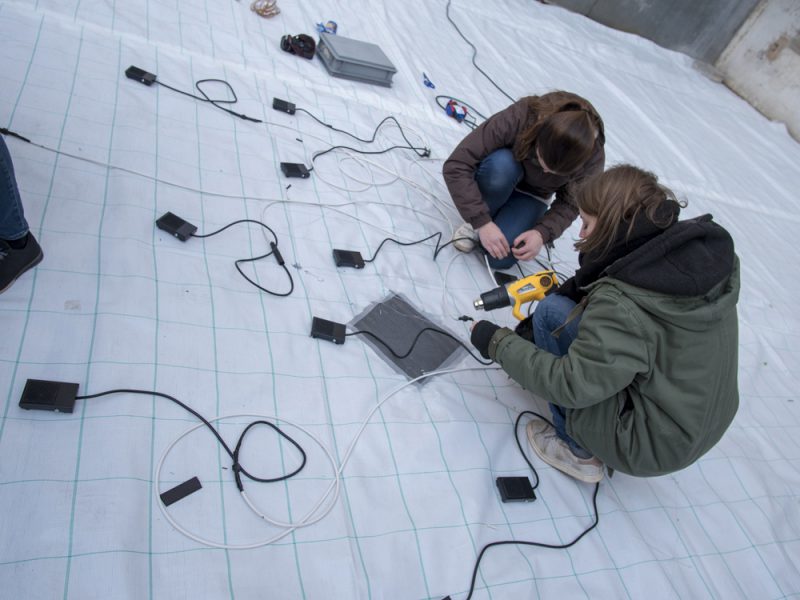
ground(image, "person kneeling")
xmin=471 ymin=165 xmax=740 ymax=482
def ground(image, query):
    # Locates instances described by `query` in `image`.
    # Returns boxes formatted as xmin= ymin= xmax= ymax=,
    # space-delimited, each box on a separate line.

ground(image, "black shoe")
xmin=0 ymin=233 xmax=43 ymax=293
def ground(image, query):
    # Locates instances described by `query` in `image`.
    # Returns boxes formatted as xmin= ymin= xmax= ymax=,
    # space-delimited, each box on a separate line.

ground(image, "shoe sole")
xmin=526 ymin=420 xmax=604 ymax=484
xmin=0 ymin=249 xmax=43 ymax=294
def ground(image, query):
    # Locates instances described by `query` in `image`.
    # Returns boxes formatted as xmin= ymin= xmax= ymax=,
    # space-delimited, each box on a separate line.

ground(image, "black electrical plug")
xmin=156 ymin=212 xmax=197 ymax=241
xmin=19 ymin=379 xmax=79 ymax=413
xmin=125 ymin=66 xmax=157 ymax=86
xmin=272 ymin=98 xmax=296 ymax=114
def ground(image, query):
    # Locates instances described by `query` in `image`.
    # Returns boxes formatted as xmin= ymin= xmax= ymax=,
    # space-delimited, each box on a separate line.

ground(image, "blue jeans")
xmin=475 ymin=148 xmax=548 ymax=269
xmin=532 ymin=293 xmax=592 ymax=458
xmin=0 ymin=136 xmax=29 ymax=241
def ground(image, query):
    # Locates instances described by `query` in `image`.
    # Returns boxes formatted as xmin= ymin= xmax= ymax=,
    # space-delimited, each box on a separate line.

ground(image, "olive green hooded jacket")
xmin=488 ymin=215 xmax=740 ymax=476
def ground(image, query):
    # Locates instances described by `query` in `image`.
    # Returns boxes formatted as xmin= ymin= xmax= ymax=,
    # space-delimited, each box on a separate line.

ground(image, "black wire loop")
xmin=191 ymin=219 xmax=294 ymax=296
xmin=74 ymin=389 xmax=308 ymax=494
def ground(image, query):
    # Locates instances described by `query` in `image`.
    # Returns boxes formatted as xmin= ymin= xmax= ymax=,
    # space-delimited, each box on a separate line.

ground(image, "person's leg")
xmin=532 ymin=293 xmax=581 ymax=356
xmin=526 ymin=414 xmax=603 ymax=482
xmin=0 ymin=135 xmax=43 ymax=293
xmin=487 ymin=192 xmax=548 ymax=269
xmin=548 ymin=403 xmax=593 ymax=458
xmin=452 ymin=148 xmax=523 ymax=252
xmin=474 ymin=148 xmax=523 ymax=211
xmin=530 ymin=293 xmax=596 ymax=461
xmin=0 ymin=135 xmax=30 ymax=241
xmin=474 ymin=149 xmax=548 ymax=269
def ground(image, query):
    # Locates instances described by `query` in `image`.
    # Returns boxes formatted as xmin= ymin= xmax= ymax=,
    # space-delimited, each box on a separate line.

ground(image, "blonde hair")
xmin=575 ymin=165 xmax=685 ymax=257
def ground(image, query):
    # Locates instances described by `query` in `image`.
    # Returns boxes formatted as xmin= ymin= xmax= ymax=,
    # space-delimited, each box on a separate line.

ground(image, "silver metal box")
xmin=316 ymin=33 xmax=397 ymax=87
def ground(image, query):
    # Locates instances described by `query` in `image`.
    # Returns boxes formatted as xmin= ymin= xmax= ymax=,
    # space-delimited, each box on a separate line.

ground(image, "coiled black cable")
xmin=156 ymin=78 xmax=263 ymax=123
xmin=74 ymin=389 xmax=307 ymax=493
xmin=191 ymin=219 xmax=294 ymax=296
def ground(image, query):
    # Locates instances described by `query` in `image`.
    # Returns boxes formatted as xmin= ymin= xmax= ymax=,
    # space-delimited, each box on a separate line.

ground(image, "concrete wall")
xmin=716 ymin=0 xmax=800 ymax=141
xmin=547 ymin=0 xmax=759 ymax=64
xmin=547 ymin=0 xmax=799 ymax=142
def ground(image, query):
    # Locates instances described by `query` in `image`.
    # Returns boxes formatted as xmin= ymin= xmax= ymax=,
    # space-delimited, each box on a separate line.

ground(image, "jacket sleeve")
xmin=532 ymin=143 xmax=605 ymax=244
xmin=489 ymin=289 xmax=650 ymax=409
xmin=442 ymin=101 xmax=528 ymax=229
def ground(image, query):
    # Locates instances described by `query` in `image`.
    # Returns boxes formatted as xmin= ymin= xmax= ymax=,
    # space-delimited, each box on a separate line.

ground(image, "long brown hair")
xmin=575 ymin=165 xmax=685 ymax=257
xmin=513 ymin=94 xmax=604 ymax=175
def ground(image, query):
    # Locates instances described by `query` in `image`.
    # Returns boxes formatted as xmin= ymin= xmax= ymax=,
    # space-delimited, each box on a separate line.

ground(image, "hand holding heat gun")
xmin=473 ymin=271 xmax=559 ymax=320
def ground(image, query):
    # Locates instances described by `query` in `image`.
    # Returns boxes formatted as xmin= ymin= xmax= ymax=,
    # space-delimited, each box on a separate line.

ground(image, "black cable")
xmin=449 ymin=482 xmax=600 ymax=600
xmin=297 ymin=109 xmax=425 ymax=149
xmin=346 ymin=327 xmax=493 ymax=366
xmin=362 ymin=231 xmax=462 ymax=263
xmin=232 ymin=420 xmax=306 ymax=489
xmin=74 ymin=389 xmax=307 ymax=492
xmin=311 ymin=141 xmax=429 ymax=165
xmin=191 ymin=219 xmax=294 ymax=297
xmin=0 ymin=127 xmax=31 ymax=143
xmin=293 ymin=107 xmax=430 ymax=164
xmin=445 ymin=0 xmax=516 ymax=104
xmin=156 ymin=78 xmax=263 ymax=123
xmin=513 ymin=410 xmax=550 ymax=490
xmin=444 ymin=410 xmax=601 ymax=600
xmin=533 ymin=256 xmax=570 ymax=286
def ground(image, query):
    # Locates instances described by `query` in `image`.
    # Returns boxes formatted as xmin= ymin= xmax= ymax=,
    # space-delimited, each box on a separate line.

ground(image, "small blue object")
xmin=423 ymin=72 xmax=435 ymax=89
xmin=316 ymin=20 xmax=338 ymax=34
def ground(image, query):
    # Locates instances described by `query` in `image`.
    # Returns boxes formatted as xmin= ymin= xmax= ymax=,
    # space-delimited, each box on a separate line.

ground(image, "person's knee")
xmin=533 ymin=293 xmax=571 ymax=331
xmin=476 ymin=149 xmax=521 ymax=197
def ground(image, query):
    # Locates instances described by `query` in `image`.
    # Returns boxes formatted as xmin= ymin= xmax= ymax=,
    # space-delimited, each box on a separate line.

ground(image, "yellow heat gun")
xmin=473 ymin=271 xmax=559 ymax=320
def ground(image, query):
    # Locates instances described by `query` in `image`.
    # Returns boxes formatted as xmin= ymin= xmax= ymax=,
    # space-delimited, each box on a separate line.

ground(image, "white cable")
xmin=258 ymin=197 xmax=450 ymax=240
xmin=155 ymin=414 xmax=340 ymax=549
xmin=155 ymin=364 xmax=500 ymax=549
xmin=271 ymin=113 xmax=461 ymax=229
xmin=21 ymin=140 xmax=279 ymax=202
xmin=441 ymin=251 xmax=482 ymax=320
xmin=307 ymin=150 xmax=378 ymax=194
xmin=14 ymin=118 xmax=465 ymax=255
xmin=328 ymin=148 xmax=456 ymax=220
xmin=337 ymin=153 xmax=400 ymax=188
xmin=13 ymin=119 xmax=446 ymax=215
xmin=301 ymin=147 xmax=464 ymax=249
xmin=483 ymin=252 xmax=495 ymax=283
xmin=18 ymin=135 xmax=463 ymax=253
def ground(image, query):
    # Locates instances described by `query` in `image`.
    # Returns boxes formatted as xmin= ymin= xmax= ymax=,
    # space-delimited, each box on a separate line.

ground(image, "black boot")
xmin=0 ymin=233 xmax=43 ymax=293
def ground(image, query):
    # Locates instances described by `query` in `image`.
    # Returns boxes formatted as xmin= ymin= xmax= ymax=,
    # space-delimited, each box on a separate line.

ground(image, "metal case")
xmin=316 ymin=33 xmax=397 ymax=87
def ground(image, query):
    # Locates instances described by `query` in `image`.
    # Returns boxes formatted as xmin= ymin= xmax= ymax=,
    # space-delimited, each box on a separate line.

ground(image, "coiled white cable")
xmin=155 ymin=364 xmax=500 ymax=549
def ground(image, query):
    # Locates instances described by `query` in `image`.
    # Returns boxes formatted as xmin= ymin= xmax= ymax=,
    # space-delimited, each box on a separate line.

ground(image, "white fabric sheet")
xmin=1 ymin=0 xmax=799 ymax=598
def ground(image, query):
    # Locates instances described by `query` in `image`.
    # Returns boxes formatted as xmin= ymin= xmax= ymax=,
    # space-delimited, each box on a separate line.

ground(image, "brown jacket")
xmin=442 ymin=92 xmax=605 ymax=243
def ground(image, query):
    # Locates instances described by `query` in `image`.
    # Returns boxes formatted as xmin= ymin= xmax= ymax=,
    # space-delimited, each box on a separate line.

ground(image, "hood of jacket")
xmin=587 ymin=214 xmax=738 ymax=331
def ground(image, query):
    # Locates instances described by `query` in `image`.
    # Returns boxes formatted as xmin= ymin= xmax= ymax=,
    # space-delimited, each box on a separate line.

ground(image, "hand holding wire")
xmin=512 ymin=229 xmax=545 ymax=261
xmin=477 ymin=221 xmax=510 ymax=260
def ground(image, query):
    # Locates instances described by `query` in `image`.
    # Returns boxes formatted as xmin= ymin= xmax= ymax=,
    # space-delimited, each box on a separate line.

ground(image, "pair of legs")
xmin=532 ymin=293 xmax=593 ymax=459
xmin=1 ymin=134 xmax=42 ymax=293
xmin=475 ymin=148 xmax=548 ymax=270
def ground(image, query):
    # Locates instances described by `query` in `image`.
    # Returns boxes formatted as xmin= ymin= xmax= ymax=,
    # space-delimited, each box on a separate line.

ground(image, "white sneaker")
xmin=526 ymin=416 xmax=604 ymax=483
xmin=452 ymin=222 xmax=478 ymax=252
